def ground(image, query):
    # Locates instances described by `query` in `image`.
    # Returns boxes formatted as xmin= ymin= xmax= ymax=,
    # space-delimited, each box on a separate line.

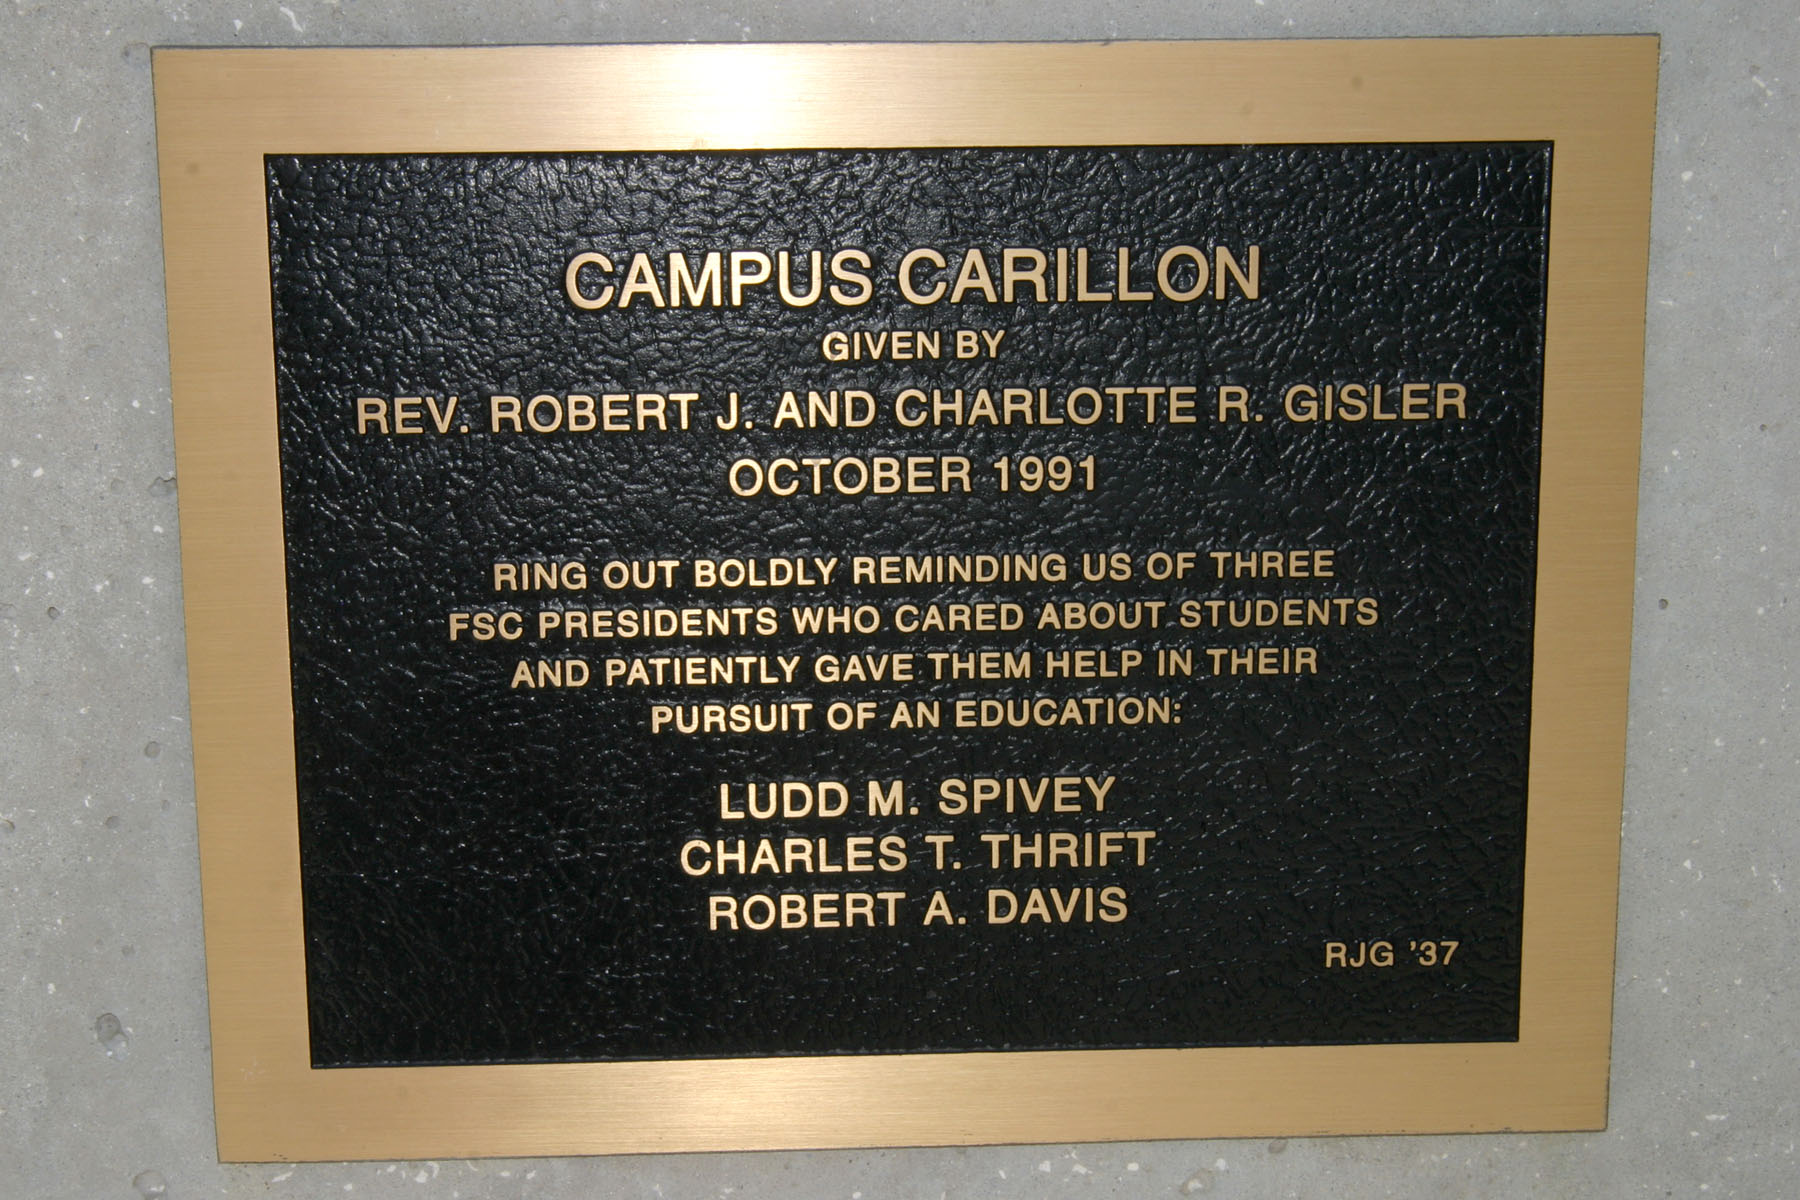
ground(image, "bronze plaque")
xmin=154 ymin=40 xmax=1655 ymax=1160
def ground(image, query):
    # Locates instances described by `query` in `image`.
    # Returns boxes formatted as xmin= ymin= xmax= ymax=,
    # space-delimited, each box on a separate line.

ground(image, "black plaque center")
xmin=266 ymin=145 xmax=1549 ymax=1067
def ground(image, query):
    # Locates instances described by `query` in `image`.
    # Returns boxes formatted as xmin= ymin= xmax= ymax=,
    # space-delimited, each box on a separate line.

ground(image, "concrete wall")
xmin=2 ymin=3 xmax=1793 ymax=1196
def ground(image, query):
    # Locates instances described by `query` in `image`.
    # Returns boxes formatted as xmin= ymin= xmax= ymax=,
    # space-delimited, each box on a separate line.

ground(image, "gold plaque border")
xmin=154 ymin=39 xmax=1656 ymax=1161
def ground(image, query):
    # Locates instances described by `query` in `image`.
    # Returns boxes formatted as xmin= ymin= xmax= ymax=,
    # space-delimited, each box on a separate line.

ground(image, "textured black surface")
xmin=267 ymin=146 xmax=1550 ymax=1067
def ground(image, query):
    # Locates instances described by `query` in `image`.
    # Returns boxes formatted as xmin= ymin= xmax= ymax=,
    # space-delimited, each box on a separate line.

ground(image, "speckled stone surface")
xmin=1 ymin=3 xmax=1793 ymax=1198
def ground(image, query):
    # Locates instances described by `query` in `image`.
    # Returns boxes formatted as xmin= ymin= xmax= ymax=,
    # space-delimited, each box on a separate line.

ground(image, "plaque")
xmin=154 ymin=40 xmax=1656 ymax=1159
